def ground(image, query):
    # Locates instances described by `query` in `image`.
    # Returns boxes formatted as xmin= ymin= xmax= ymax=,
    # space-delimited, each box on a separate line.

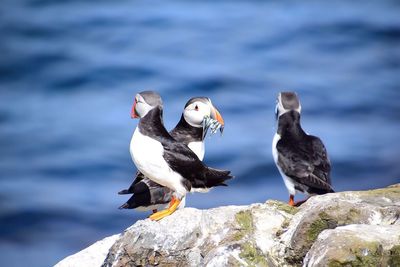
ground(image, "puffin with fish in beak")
xmin=128 ymin=91 xmax=232 ymax=220
xmin=118 ymin=96 xmax=225 ymax=213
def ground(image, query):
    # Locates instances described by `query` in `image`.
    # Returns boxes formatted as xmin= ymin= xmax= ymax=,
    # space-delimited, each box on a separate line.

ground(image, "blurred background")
xmin=1 ymin=0 xmax=399 ymax=266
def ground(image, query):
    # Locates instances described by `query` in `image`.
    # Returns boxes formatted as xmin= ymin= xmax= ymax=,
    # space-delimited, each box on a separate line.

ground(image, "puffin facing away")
xmin=118 ymin=97 xmax=225 ymax=212
xmin=272 ymin=92 xmax=334 ymax=206
xmin=129 ymin=91 xmax=232 ymax=220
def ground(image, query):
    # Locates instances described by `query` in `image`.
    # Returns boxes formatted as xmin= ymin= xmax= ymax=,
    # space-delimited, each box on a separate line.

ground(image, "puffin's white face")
xmin=184 ymin=101 xmax=213 ymax=127
xmin=183 ymin=98 xmax=224 ymax=129
xmin=131 ymin=91 xmax=162 ymax=119
xmin=275 ymin=92 xmax=301 ymax=119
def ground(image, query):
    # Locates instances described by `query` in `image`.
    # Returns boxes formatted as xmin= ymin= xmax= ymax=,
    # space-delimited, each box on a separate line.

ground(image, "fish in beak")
xmin=202 ymin=104 xmax=225 ymax=139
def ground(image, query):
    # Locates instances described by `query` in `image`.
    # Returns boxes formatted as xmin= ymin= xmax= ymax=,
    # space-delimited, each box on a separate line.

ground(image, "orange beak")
xmin=131 ymin=100 xmax=139 ymax=119
xmin=212 ymin=106 xmax=224 ymax=127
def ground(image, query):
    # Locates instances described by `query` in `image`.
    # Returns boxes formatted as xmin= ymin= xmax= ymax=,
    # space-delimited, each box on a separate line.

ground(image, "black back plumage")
xmin=170 ymin=115 xmax=204 ymax=143
xmin=276 ymin=111 xmax=334 ymax=194
xmin=138 ymin=107 xmax=232 ymax=191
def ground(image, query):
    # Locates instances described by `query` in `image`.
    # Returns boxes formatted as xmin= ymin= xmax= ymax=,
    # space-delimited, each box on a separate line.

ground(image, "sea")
xmin=0 ymin=0 xmax=399 ymax=266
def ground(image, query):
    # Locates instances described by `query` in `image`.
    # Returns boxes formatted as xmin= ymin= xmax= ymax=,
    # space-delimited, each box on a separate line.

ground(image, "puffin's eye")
xmin=195 ymin=105 xmax=199 ymax=111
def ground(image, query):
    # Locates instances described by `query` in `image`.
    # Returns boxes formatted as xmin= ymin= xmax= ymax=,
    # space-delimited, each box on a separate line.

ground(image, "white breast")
xmin=186 ymin=141 xmax=209 ymax=193
xmin=188 ymin=141 xmax=205 ymax=161
xmin=272 ymin=133 xmax=280 ymax=164
xmin=130 ymin=127 xmax=187 ymax=197
xmin=272 ymin=133 xmax=296 ymax=195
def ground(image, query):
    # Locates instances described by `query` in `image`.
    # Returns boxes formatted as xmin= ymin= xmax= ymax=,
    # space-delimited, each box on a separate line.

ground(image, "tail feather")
xmin=118 ymin=180 xmax=174 ymax=210
xmin=118 ymin=172 xmax=146 ymax=195
xmin=192 ymin=167 xmax=233 ymax=190
xmin=118 ymin=181 xmax=152 ymax=210
xmin=118 ymin=195 xmax=138 ymax=209
xmin=118 ymin=189 xmax=132 ymax=195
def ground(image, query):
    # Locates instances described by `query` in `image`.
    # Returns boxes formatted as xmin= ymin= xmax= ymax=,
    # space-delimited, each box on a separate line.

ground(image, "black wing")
xmin=118 ymin=171 xmax=147 ymax=195
xmin=277 ymin=135 xmax=333 ymax=193
xmin=119 ymin=178 xmax=173 ymax=209
xmin=161 ymin=140 xmax=232 ymax=190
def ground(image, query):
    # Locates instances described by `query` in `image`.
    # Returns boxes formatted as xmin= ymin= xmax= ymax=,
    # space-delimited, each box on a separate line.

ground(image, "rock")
xmin=102 ymin=202 xmax=293 ymax=267
xmin=55 ymin=185 xmax=400 ymax=267
xmin=55 ymin=234 xmax=120 ymax=267
xmin=278 ymin=186 xmax=400 ymax=265
xmin=303 ymin=224 xmax=400 ymax=267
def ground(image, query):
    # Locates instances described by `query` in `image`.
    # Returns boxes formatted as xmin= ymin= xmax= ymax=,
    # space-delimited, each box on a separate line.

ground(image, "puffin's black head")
xmin=183 ymin=97 xmax=224 ymax=134
xmin=275 ymin=92 xmax=301 ymax=119
xmin=131 ymin=91 xmax=163 ymax=119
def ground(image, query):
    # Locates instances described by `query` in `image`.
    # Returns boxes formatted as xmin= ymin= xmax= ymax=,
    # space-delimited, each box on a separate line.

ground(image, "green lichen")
xmin=347 ymin=208 xmax=361 ymax=219
xmin=267 ymin=200 xmax=298 ymax=215
xmin=233 ymin=232 xmax=244 ymax=241
xmin=234 ymin=211 xmax=268 ymax=266
xmin=281 ymin=219 xmax=290 ymax=229
xmin=327 ymin=242 xmax=384 ymax=267
xmin=236 ymin=210 xmax=253 ymax=231
xmin=306 ymin=212 xmax=337 ymax=243
xmin=389 ymin=245 xmax=400 ymax=267
xmin=327 ymin=244 xmax=400 ymax=267
xmin=234 ymin=210 xmax=254 ymax=241
xmin=327 ymin=253 xmax=381 ymax=267
xmin=227 ymin=255 xmax=248 ymax=267
xmin=275 ymin=218 xmax=291 ymax=237
xmin=327 ymin=261 xmax=345 ymax=267
xmin=359 ymin=187 xmax=400 ymax=199
xmin=307 ymin=218 xmax=328 ymax=243
xmin=336 ymin=208 xmax=362 ymax=225
xmin=239 ymin=242 xmax=268 ymax=267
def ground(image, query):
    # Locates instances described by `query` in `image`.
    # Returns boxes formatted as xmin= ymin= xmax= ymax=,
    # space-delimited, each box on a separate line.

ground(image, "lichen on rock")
xmin=55 ymin=185 xmax=400 ymax=267
xmin=303 ymin=224 xmax=400 ymax=267
xmin=234 ymin=210 xmax=254 ymax=241
xmin=266 ymin=199 xmax=298 ymax=215
xmin=279 ymin=185 xmax=400 ymax=265
xmin=239 ymin=242 xmax=268 ymax=267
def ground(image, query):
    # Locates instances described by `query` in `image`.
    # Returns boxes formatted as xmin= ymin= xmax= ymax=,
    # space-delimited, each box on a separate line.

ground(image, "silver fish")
xmin=202 ymin=115 xmax=224 ymax=140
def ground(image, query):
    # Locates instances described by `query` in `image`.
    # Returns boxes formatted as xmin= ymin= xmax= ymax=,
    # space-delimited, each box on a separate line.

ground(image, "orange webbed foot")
xmin=149 ymin=197 xmax=181 ymax=221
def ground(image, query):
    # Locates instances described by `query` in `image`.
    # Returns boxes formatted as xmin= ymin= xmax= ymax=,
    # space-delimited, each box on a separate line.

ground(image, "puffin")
xmin=128 ymin=91 xmax=232 ymax=220
xmin=272 ymin=92 xmax=334 ymax=206
xmin=118 ymin=97 xmax=225 ymax=213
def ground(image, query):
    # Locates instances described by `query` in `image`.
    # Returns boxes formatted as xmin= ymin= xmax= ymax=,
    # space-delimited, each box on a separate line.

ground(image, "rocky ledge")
xmin=56 ymin=185 xmax=400 ymax=267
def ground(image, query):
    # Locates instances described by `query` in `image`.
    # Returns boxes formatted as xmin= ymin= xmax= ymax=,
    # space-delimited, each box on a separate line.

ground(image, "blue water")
xmin=1 ymin=0 xmax=400 ymax=266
